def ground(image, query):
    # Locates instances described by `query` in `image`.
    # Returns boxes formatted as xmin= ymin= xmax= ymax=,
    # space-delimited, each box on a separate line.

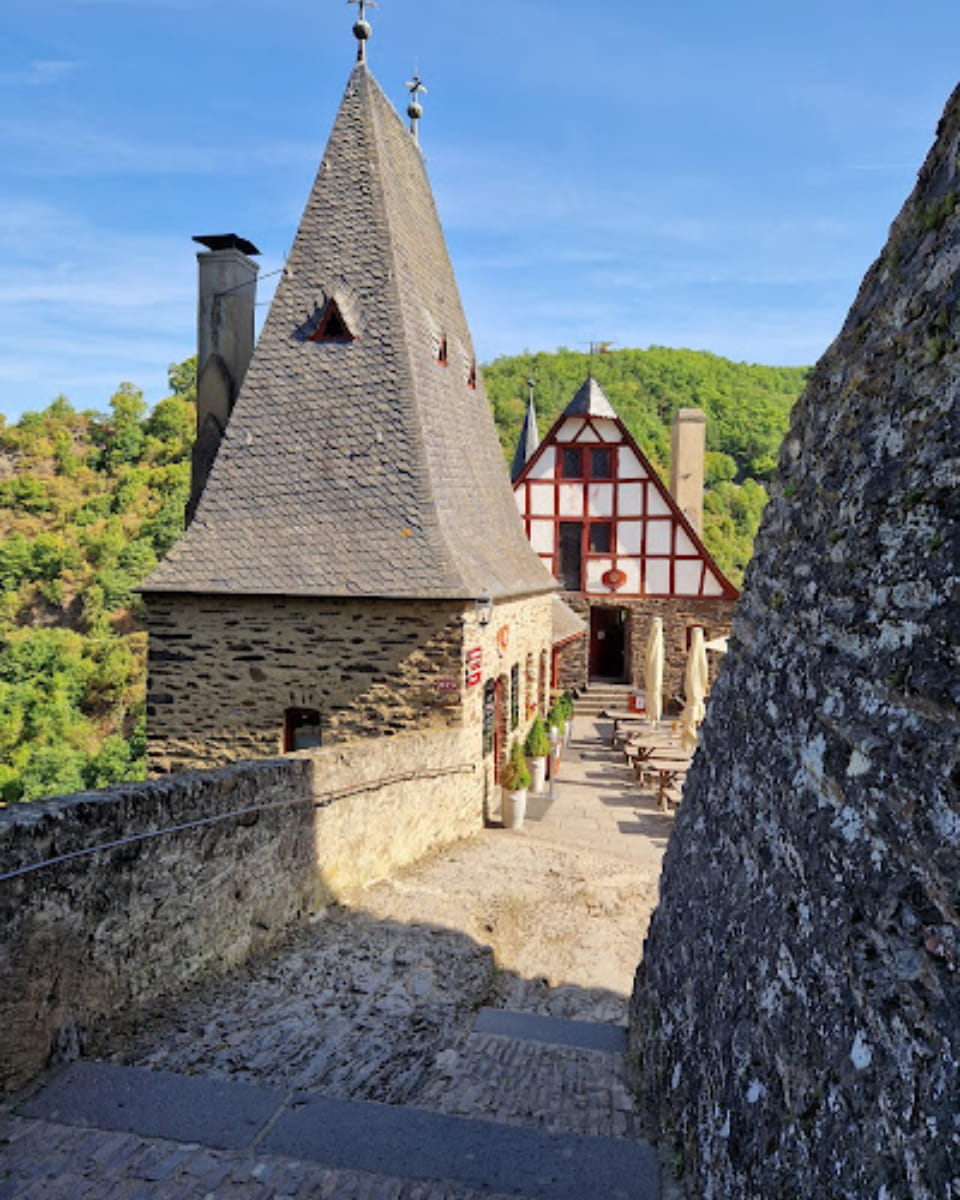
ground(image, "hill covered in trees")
xmin=0 ymin=346 xmax=806 ymax=804
xmin=0 ymin=360 xmax=195 ymax=803
xmin=483 ymin=347 xmax=808 ymax=582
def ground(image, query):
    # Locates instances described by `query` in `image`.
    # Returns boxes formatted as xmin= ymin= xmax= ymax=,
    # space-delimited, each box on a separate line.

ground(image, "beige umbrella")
xmin=644 ymin=617 xmax=664 ymax=724
xmin=680 ymin=625 xmax=709 ymax=752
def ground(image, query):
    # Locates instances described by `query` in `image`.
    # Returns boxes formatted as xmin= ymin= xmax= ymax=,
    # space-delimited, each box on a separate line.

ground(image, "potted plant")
xmin=547 ymin=700 xmax=564 ymax=742
xmin=500 ymin=738 xmax=531 ymax=829
xmin=560 ymin=690 xmax=575 ymax=745
xmin=523 ymin=714 xmax=551 ymax=794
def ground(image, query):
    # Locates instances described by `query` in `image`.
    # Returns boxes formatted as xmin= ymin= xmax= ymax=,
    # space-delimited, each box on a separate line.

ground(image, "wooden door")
xmin=590 ymin=607 xmax=627 ymax=679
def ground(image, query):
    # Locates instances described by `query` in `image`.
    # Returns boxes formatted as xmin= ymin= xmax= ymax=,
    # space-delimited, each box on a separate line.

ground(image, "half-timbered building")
xmin=513 ymin=377 xmax=739 ymax=701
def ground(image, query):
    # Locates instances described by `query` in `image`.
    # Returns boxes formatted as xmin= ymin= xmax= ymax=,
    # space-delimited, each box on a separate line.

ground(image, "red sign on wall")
xmin=465 ymin=647 xmax=483 ymax=687
xmin=602 ymin=568 xmax=627 ymax=591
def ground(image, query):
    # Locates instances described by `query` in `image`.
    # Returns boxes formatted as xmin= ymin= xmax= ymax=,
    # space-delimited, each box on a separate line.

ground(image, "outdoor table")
xmin=632 ymin=743 xmax=689 ymax=777
xmin=603 ymin=709 xmax=653 ymax=745
xmin=647 ymin=757 xmax=690 ymax=811
xmin=624 ymin=731 xmax=683 ymax=764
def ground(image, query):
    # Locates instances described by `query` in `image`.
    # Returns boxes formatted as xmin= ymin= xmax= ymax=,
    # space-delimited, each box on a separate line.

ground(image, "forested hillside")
xmin=0 ymin=360 xmax=195 ymax=803
xmin=483 ymin=347 xmax=808 ymax=582
xmin=0 ymin=346 xmax=806 ymax=804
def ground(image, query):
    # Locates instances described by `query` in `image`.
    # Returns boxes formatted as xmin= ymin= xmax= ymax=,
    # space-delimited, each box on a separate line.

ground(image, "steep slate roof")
xmin=562 ymin=375 xmax=618 ymax=419
xmin=510 ymin=393 xmax=540 ymax=482
xmin=145 ymin=64 xmax=555 ymax=603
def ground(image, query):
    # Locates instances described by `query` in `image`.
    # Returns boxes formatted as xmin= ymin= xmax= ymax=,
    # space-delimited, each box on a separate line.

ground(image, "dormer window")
xmin=437 ymin=334 xmax=448 ymax=366
xmin=305 ymin=299 xmax=354 ymax=343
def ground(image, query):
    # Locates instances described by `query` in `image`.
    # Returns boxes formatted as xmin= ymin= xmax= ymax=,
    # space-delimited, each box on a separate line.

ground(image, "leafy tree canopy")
xmin=0 ymin=357 xmax=195 ymax=804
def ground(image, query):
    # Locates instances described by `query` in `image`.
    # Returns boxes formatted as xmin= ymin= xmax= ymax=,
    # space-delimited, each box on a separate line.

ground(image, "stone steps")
xmin=575 ymin=684 xmax=636 ymax=716
xmin=12 ymin=1011 xmax=660 ymax=1199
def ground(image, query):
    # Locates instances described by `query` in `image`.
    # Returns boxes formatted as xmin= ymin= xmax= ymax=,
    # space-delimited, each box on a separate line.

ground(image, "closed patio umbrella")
xmin=680 ymin=625 xmax=709 ymax=753
xmin=644 ymin=617 xmax=664 ymax=724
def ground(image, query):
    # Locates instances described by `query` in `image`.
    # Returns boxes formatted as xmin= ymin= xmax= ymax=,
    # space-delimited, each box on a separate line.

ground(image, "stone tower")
xmin=142 ymin=49 xmax=555 ymax=774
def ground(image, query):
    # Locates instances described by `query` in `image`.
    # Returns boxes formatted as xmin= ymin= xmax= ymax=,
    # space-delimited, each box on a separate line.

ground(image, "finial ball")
xmin=407 ymin=101 xmax=423 ymax=120
xmin=353 ymin=18 xmax=372 ymax=40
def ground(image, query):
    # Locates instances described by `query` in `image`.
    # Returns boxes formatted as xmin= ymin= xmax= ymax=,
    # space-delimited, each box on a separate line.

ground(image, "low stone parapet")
xmin=0 ymin=727 xmax=482 ymax=1093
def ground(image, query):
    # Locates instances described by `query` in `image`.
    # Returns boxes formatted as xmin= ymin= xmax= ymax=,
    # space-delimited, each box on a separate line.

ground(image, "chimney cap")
xmin=193 ymin=233 xmax=261 ymax=256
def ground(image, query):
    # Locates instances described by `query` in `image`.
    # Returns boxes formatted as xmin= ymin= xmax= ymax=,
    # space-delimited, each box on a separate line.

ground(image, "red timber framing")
xmin=512 ymin=412 xmax=738 ymax=602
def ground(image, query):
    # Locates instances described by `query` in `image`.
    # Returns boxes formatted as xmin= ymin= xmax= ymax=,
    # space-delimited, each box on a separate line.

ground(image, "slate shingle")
xmin=144 ymin=65 xmax=555 ymax=604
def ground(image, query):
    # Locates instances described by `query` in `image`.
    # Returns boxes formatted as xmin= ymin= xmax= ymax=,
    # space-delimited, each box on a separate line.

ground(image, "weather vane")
xmin=406 ymin=66 xmax=427 ymax=142
xmin=348 ymin=0 xmax=377 ymax=63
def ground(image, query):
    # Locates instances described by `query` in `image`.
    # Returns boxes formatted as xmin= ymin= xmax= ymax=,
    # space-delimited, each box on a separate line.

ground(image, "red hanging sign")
xmin=466 ymin=647 xmax=483 ymax=687
xmin=602 ymin=568 xmax=627 ymax=591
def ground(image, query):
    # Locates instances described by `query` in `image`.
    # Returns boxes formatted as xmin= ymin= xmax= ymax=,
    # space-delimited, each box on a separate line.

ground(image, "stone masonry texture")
xmin=0 ymin=723 xmax=491 ymax=1095
xmin=146 ymin=594 xmax=469 ymax=773
xmin=632 ymin=86 xmax=960 ymax=1197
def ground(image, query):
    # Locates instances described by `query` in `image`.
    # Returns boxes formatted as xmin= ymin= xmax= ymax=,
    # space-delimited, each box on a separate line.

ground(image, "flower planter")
xmin=502 ymin=787 xmax=527 ymax=829
xmin=526 ymin=755 xmax=547 ymax=794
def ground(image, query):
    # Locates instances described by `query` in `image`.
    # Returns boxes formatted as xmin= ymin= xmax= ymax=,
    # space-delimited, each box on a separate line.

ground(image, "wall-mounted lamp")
xmin=475 ymin=593 xmax=493 ymax=628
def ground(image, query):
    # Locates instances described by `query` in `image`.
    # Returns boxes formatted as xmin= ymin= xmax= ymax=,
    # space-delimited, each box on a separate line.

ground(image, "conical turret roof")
xmin=510 ymin=392 xmax=540 ymax=482
xmin=145 ymin=64 xmax=554 ymax=602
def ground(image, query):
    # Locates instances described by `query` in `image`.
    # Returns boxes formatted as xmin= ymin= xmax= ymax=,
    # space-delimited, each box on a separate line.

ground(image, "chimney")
xmin=187 ymin=233 xmax=261 ymax=524
xmin=670 ymin=408 xmax=706 ymax=535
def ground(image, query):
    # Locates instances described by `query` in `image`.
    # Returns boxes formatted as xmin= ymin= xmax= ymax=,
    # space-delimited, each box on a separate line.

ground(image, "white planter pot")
xmin=502 ymin=787 xmax=527 ymax=829
xmin=527 ymin=756 xmax=547 ymax=794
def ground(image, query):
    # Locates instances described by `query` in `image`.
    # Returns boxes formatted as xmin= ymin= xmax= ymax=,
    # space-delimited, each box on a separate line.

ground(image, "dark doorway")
xmin=590 ymin=608 xmax=627 ymax=680
xmin=284 ymin=707 xmax=321 ymax=751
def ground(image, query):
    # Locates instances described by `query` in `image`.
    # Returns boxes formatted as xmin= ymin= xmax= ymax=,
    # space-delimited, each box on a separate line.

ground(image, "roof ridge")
xmin=359 ymin=66 xmax=457 ymax=576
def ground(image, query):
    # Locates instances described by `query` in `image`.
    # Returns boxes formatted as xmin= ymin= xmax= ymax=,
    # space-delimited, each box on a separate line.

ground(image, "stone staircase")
xmin=7 ymin=1009 xmax=662 ymax=1199
xmin=574 ymin=682 xmax=635 ymax=718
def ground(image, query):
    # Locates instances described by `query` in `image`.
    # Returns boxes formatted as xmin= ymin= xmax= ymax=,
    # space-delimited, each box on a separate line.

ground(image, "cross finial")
xmin=348 ymin=0 xmax=377 ymax=63
xmin=406 ymin=65 xmax=428 ymax=142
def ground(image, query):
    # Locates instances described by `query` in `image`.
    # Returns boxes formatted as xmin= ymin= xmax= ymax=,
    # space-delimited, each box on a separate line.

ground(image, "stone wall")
xmin=145 ymin=591 xmax=554 ymax=788
xmin=461 ymin=591 xmax=554 ymax=796
xmin=562 ymin=595 xmax=736 ymax=701
xmin=632 ymin=85 xmax=960 ymax=1199
xmin=145 ymin=595 xmax=467 ymax=773
xmin=0 ymin=727 xmax=482 ymax=1095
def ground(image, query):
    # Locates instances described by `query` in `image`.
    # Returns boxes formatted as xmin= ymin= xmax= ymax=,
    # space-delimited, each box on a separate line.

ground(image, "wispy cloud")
xmin=0 ymin=116 xmax=316 ymax=177
xmin=0 ymin=60 xmax=79 ymax=87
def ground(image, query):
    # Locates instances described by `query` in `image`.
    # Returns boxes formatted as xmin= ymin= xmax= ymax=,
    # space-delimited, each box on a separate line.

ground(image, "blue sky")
xmin=2 ymin=0 xmax=959 ymax=419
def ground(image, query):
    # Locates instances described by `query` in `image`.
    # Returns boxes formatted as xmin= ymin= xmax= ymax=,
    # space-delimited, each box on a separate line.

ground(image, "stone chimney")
xmin=187 ymin=234 xmax=260 ymax=524
xmin=670 ymin=408 xmax=706 ymax=535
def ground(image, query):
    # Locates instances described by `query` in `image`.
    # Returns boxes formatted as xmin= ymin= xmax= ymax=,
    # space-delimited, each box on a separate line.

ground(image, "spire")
xmin=145 ymin=63 xmax=554 ymax=603
xmin=562 ymin=375 xmax=617 ymax=418
xmin=406 ymin=68 xmax=427 ymax=143
xmin=511 ymin=378 xmax=540 ymax=482
xmin=349 ymin=0 xmax=376 ymax=63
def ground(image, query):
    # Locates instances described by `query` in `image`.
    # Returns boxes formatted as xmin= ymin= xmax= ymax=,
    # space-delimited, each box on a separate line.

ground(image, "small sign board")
xmin=465 ymin=647 xmax=483 ymax=688
xmin=435 ymin=678 xmax=458 ymax=693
